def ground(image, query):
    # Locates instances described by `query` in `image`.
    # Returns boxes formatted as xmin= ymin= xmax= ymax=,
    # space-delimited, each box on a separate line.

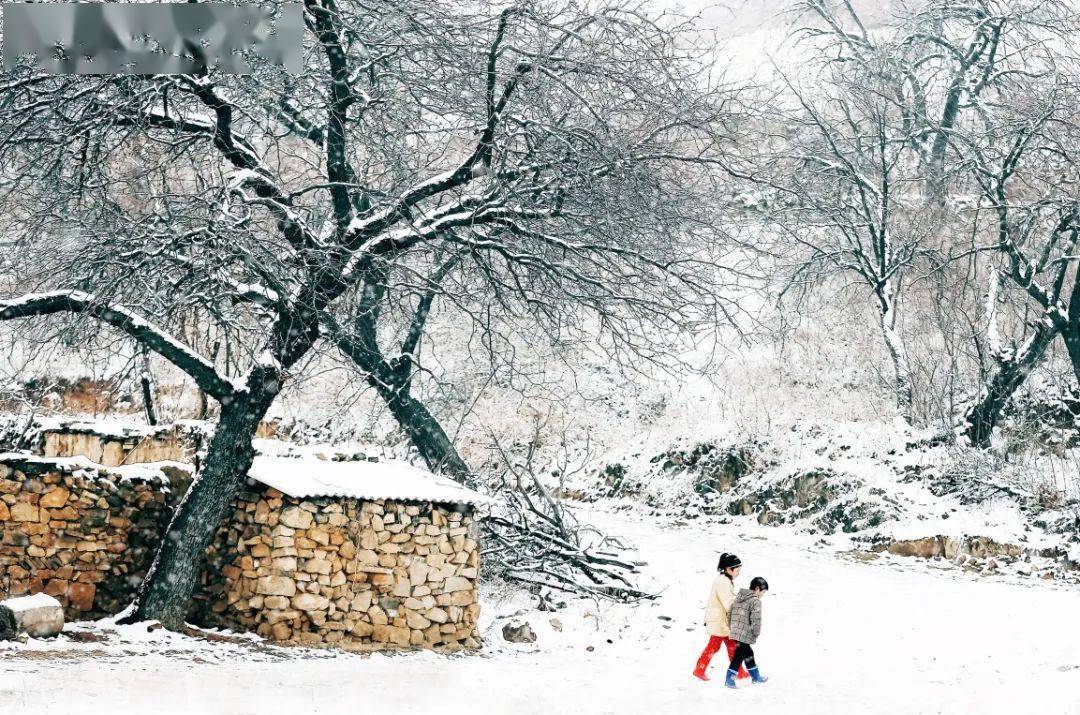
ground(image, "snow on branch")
xmin=0 ymin=291 xmax=240 ymax=400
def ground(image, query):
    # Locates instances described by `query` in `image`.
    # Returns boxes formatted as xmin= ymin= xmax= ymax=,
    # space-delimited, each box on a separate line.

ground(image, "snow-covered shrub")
xmin=1001 ymin=383 xmax=1080 ymax=453
xmin=726 ymin=468 xmax=897 ymax=534
xmin=591 ymin=438 xmax=767 ymax=509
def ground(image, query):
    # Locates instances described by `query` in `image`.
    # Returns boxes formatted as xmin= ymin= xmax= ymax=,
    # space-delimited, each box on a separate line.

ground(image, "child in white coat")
xmin=692 ymin=552 xmax=749 ymax=681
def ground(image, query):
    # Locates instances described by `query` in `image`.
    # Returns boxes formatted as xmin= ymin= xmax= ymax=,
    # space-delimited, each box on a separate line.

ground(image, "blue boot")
xmin=748 ymin=666 xmax=768 ymax=684
xmin=724 ymin=669 xmax=738 ymax=689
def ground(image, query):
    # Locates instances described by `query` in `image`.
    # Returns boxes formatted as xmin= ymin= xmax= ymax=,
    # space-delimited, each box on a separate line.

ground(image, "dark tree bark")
xmin=380 ymin=386 xmax=470 ymax=478
xmin=1065 ymin=267 xmax=1080 ymax=387
xmin=333 ymin=323 xmax=471 ymax=480
xmin=140 ymin=345 xmax=158 ymax=426
xmin=331 ymin=257 xmax=472 ymax=481
xmin=127 ymin=369 xmax=279 ymax=628
xmin=963 ymin=319 xmax=1059 ymax=448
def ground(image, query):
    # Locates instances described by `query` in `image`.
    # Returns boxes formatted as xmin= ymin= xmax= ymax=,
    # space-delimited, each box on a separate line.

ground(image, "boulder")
xmin=2 ymin=593 xmax=64 ymax=637
xmin=501 ymin=621 xmax=537 ymax=644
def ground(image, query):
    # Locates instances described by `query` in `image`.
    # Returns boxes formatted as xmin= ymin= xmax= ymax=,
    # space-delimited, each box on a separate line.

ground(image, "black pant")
xmin=729 ymin=642 xmax=757 ymax=672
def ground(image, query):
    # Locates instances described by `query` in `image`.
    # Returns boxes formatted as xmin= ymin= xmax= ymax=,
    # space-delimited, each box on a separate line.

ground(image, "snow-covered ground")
xmin=2 ymin=505 xmax=1078 ymax=715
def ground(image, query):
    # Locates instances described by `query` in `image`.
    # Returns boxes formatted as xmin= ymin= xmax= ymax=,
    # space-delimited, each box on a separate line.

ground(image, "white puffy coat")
xmin=704 ymin=574 xmax=736 ymax=637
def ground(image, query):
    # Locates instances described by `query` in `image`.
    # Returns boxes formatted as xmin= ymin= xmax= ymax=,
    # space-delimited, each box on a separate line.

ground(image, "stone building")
xmin=194 ymin=456 xmax=488 ymax=651
xmin=0 ymin=446 xmax=488 ymax=651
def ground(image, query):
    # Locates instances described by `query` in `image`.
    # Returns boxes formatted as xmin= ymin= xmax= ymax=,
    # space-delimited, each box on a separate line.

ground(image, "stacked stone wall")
xmin=194 ymin=486 xmax=481 ymax=651
xmin=41 ymin=425 xmax=195 ymax=467
xmin=0 ymin=458 xmax=173 ymax=618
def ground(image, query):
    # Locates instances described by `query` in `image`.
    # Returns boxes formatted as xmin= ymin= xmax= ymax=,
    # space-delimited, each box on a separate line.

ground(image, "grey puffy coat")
xmin=728 ymin=588 xmax=762 ymax=644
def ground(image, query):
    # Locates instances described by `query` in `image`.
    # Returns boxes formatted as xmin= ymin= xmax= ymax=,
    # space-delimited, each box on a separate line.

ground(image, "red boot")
xmin=693 ymin=636 xmax=723 ymax=680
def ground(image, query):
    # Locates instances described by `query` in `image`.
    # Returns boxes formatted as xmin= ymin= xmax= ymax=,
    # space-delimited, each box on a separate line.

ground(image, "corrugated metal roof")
xmin=247 ymin=455 xmax=490 ymax=507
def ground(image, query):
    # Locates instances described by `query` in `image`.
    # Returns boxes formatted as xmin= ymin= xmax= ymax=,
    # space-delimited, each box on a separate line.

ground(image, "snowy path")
xmin=2 ymin=508 xmax=1079 ymax=715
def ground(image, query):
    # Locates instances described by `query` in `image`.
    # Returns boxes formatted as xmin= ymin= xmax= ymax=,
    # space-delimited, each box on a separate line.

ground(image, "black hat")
xmin=717 ymin=552 xmax=742 ymax=571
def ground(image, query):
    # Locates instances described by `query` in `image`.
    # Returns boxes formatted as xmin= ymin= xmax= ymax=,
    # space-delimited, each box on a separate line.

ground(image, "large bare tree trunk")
xmin=126 ymin=380 xmax=276 ymax=628
xmin=963 ymin=319 xmax=1058 ymax=448
xmin=1065 ymin=270 xmax=1080 ymax=388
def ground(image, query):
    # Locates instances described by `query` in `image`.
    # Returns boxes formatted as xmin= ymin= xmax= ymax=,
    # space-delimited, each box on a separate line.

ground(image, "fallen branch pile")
xmin=480 ymin=427 xmax=653 ymax=603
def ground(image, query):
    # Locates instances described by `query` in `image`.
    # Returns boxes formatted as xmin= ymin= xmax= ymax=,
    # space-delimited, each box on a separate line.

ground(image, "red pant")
xmin=694 ymin=636 xmax=749 ymax=678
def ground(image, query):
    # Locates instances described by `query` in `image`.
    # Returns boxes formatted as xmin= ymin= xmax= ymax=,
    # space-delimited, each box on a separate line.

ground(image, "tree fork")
xmin=963 ymin=319 xmax=1058 ymax=448
xmin=380 ymin=386 xmax=471 ymax=480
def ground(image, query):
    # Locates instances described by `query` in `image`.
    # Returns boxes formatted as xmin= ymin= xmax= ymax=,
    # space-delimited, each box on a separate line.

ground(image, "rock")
xmin=450 ymin=591 xmax=474 ymax=607
xmin=943 ymin=537 xmax=961 ymax=560
xmin=264 ymin=596 xmax=290 ymax=610
xmin=392 ymin=579 xmax=412 ymax=598
xmin=272 ymin=557 xmax=297 ymax=572
xmin=10 ymin=502 xmax=40 ymax=522
xmin=356 ymin=549 xmax=379 ymax=566
xmin=279 ymin=506 xmax=313 ymax=530
xmin=2 ymin=594 xmax=64 ymax=637
xmin=444 ymin=576 xmax=471 ymax=592
xmin=372 ymin=624 xmax=410 ymax=646
xmin=39 ymin=487 xmax=69 ymax=508
xmin=303 ymin=558 xmax=332 ymax=575
xmin=349 ymin=621 xmax=374 ymax=637
xmin=549 ymin=617 xmax=563 ymax=632
xmin=351 ymin=591 xmax=373 ymax=612
xmin=887 ymin=537 xmax=944 ymax=559
xmin=406 ymin=611 xmax=431 ymax=629
xmin=68 ymin=583 xmax=95 ymax=612
xmin=501 ymin=621 xmax=537 ymax=644
xmin=256 ymin=576 xmax=297 ymax=597
xmin=292 ymin=593 xmax=330 ymax=612
xmin=408 ymin=560 xmax=430 ymax=585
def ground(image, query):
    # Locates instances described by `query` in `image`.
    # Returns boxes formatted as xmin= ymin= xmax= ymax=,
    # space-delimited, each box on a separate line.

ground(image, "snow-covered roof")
xmin=247 ymin=455 xmax=490 ymax=508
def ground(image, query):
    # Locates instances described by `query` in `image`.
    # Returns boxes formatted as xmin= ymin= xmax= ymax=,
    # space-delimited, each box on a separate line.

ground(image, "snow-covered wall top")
xmin=248 ymin=456 xmax=491 ymax=508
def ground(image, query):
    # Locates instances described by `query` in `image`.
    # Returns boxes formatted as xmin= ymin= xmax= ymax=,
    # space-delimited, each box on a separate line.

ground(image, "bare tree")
xmin=0 ymin=0 xmax=743 ymax=627
xmin=786 ymin=0 xmax=1080 ymax=439
xmin=795 ymin=0 xmax=1075 ymax=200
xmin=949 ymin=75 xmax=1080 ymax=446
xmin=756 ymin=61 xmax=938 ymax=420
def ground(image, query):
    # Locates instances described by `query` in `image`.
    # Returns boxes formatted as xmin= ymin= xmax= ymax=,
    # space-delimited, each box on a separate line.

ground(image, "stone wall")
xmin=41 ymin=423 xmax=196 ymax=467
xmin=0 ymin=457 xmax=174 ymax=619
xmin=194 ymin=486 xmax=481 ymax=651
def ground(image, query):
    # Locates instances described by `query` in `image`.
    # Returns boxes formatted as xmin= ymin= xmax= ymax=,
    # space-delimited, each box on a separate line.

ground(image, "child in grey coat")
xmin=725 ymin=576 xmax=769 ymax=688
